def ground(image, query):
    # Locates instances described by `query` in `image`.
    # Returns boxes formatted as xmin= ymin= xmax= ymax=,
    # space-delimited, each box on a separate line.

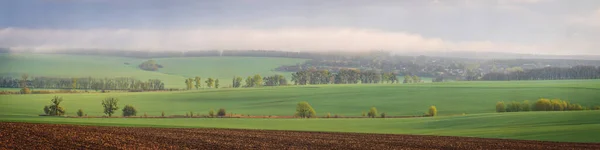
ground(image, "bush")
xmin=368 ymin=107 xmax=378 ymax=118
xmin=428 ymin=106 xmax=437 ymax=117
xmin=380 ymin=112 xmax=386 ymax=118
xmin=362 ymin=111 xmax=366 ymax=117
xmin=593 ymin=105 xmax=600 ymax=110
xmin=190 ymin=111 xmax=194 ymax=118
xmin=43 ymin=105 xmax=50 ymax=115
xmin=77 ymin=109 xmax=84 ymax=117
xmin=161 ymin=111 xmax=165 ymax=117
xmin=534 ymin=98 xmax=552 ymax=111
xmin=217 ymin=108 xmax=226 ymax=117
xmin=326 ymin=113 xmax=331 ymax=118
xmin=295 ymin=102 xmax=316 ymax=118
xmin=551 ymin=99 xmax=565 ymax=111
xmin=506 ymin=101 xmax=522 ymax=112
xmin=20 ymin=88 xmax=31 ymax=94
xmin=521 ymin=100 xmax=531 ymax=111
xmin=45 ymin=96 xmax=65 ymax=116
xmin=208 ymin=109 xmax=215 ymax=118
xmin=122 ymin=105 xmax=137 ymax=117
xmin=496 ymin=102 xmax=506 ymax=112
xmin=144 ymin=112 xmax=148 ymax=118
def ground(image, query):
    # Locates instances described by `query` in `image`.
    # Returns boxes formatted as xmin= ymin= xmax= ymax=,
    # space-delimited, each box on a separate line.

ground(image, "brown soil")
xmin=1 ymin=122 xmax=599 ymax=150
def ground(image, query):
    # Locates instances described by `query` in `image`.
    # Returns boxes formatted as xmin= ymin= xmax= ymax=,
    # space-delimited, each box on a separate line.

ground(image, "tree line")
xmin=0 ymin=75 xmax=165 ymax=91
xmin=495 ymin=98 xmax=599 ymax=113
xmin=481 ymin=66 xmax=600 ymax=81
xmin=290 ymin=69 xmax=400 ymax=85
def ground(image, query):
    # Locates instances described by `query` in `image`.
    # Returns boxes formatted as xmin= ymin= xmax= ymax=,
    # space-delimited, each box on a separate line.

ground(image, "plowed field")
xmin=1 ymin=122 xmax=599 ymax=150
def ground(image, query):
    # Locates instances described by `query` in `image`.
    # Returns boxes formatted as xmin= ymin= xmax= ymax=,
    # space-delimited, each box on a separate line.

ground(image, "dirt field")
xmin=1 ymin=122 xmax=599 ymax=150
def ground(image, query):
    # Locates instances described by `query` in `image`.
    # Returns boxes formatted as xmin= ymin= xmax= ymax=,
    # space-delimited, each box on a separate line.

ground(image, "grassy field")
xmin=0 ymin=54 xmax=306 ymax=88
xmin=1 ymin=80 xmax=600 ymax=142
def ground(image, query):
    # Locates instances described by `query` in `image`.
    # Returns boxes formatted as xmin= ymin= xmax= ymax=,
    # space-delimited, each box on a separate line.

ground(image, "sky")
xmin=1 ymin=0 xmax=599 ymax=55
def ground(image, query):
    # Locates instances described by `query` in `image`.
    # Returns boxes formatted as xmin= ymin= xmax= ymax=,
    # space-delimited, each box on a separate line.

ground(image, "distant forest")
xmin=3 ymin=49 xmax=600 ymax=81
xmin=0 ymin=76 xmax=165 ymax=91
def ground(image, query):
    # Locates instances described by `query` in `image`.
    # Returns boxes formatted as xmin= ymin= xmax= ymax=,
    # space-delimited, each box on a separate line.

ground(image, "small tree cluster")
xmin=208 ymin=109 xmax=215 ymax=118
xmin=43 ymin=96 xmax=66 ymax=116
xmin=497 ymin=98 xmax=584 ymax=112
xmin=77 ymin=109 xmax=84 ymax=117
xmin=295 ymin=101 xmax=316 ymax=118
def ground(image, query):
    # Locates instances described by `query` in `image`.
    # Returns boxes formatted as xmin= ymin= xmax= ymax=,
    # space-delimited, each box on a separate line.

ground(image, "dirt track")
xmin=1 ymin=122 xmax=599 ymax=150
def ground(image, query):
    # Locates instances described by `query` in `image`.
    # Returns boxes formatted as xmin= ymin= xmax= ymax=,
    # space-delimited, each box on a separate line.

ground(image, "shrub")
xmin=428 ymin=106 xmax=437 ymax=117
xmin=334 ymin=114 xmax=340 ymax=118
xmin=326 ymin=113 xmax=331 ymax=118
xmin=46 ymin=96 xmax=65 ymax=116
xmin=190 ymin=111 xmax=194 ymax=118
xmin=521 ymin=100 xmax=531 ymax=111
xmin=144 ymin=112 xmax=148 ymax=118
xmin=506 ymin=101 xmax=522 ymax=112
xmin=295 ymin=102 xmax=316 ymax=118
xmin=20 ymin=88 xmax=31 ymax=94
xmin=43 ymin=105 xmax=50 ymax=115
xmin=208 ymin=109 xmax=215 ymax=118
xmin=567 ymin=103 xmax=583 ymax=111
xmin=362 ymin=111 xmax=366 ymax=117
xmin=122 ymin=105 xmax=137 ymax=117
xmin=593 ymin=105 xmax=600 ymax=110
xmin=161 ymin=111 xmax=165 ymax=117
xmin=380 ymin=112 xmax=386 ymax=118
xmin=217 ymin=108 xmax=226 ymax=117
xmin=101 ymin=97 xmax=119 ymax=117
xmin=533 ymin=98 xmax=552 ymax=111
xmin=551 ymin=99 xmax=565 ymax=111
xmin=496 ymin=102 xmax=506 ymax=112
xmin=368 ymin=107 xmax=378 ymax=118
xmin=77 ymin=109 xmax=84 ymax=117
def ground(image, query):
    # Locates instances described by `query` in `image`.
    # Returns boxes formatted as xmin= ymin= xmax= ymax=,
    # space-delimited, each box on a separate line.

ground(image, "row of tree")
xmin=482 ymin=66 xmax=600 ymax=81
xmin=185 ymin=77 xmax=220 ymax=90
xmin=495 ymin=98 xmax=594 ymax=112
xmin=1 ymin=75 xmax=165 ymax=91
xmin=291 ymin=69 xmax=400 ymax=85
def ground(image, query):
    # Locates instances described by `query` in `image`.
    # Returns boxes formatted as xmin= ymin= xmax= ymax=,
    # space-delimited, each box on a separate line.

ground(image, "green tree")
xmin=215 ymin=79 xmax=220 ymax=88
xmin=252 ymin=74 xmax=263 ymax=87
xmin=45 ymin=96 xmax=65 ymax=116
xmin=403 ymin=75 xmax=413 ymax=84
xmin=20 ymin=74 xmax=30 ymax=94
xmin=362 ymin=111 xmax=366 ymax=117
xmin=496 ymin=101 xmax=506 ymax=112
xmin=194 ymin=76 xmax=202 ymax=89
xmin=428 ymin=106 xmax=437 ymax=116
xmin=72 ymin=78 xmax=77 ymax=90
xmin=368 ymin=107 xmax=378 ymax=118
xmin=521 ymin=100 xmax=531 ymax=111
xmin=208 ymin=109 xmax=215 ymax=118
xmin=217 ymin=108 xmax=226 ymax=117
xmin=77 ymin=108 xmax=84 ymax=117
xmin=245 ymin=76 xmax=254 ymax=87
xmin=295 ymin=101 xmax=316 ymax=118
xmin=380 ymin=112 xmax=386 ymax=118
xmin=412 ymin=75 xmax=421 ymax=83
xmin=101 ymin=97 xmax=119 ymax=117
xmin=122 ymin=105 xmax=137 ymax=117
xmin=232 ymin=76 xmax=243 ymax=88
xmin=205 ymin=78 xmax=215 ymax=88
xmin=161 ymin=111 xmax=165 ymax=117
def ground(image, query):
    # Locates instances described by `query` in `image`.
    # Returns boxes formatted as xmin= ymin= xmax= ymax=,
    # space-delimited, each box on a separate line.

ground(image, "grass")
xmin=1 ymin=80 xmax=600 ymax=142
xmin=0 ymin=54 xmax=306 ymax=88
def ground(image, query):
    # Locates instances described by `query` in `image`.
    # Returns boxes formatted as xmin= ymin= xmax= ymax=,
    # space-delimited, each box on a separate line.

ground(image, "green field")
xmin=0 ymin=54 xmax=306 ymax=88
xmin=1 ymin=79 xmax=600 ymax=142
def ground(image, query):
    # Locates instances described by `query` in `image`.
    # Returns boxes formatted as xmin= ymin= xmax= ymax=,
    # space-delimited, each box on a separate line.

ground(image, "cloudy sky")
xmin=1 ymin=0 xmax=599 ymax=55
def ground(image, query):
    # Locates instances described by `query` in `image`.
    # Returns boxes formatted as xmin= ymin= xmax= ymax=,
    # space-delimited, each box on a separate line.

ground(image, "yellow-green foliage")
xmin=506 ymin=101 xmax=522 ymax=112
xmin=295 ymin=102 xmax=316 ymax=118
xmin=534 ymin=98 xmax=552 ymax=111
xmin=496 ymin=101 xmax=506 ymax=112
xmin=368 ymin=107 xmax=378 ymax=118
xmin=428 ymin=106 xmax=437 ymax=116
